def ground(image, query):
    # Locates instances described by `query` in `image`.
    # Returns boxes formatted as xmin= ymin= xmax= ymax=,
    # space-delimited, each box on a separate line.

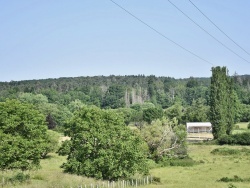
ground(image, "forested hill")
xmin=0 ymin=74 xmax=250 ymax=108
xmin=0 ymin=75 xmax=211 ymax=107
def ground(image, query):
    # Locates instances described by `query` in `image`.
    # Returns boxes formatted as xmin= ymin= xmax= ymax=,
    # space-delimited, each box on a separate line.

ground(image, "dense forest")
xmin=0 ymin=74 xmax=250 ymax=128
xmin=1 ymin=72 xmax=250 ymax=182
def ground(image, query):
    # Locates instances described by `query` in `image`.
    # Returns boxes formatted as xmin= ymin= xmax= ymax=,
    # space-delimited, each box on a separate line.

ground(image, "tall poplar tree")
xmin=210 ymin=66 xmax=235 ymax=139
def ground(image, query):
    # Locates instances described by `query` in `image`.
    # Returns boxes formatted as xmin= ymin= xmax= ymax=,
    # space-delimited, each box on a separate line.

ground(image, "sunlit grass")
xmin=1 ymin=153 xmax=101 ymax=188
xmin=233 ymin=122 xmax=250 ymax=134
xmin=2 ymin=132 xmax=250 ymax=188
xmin=142 ymin=144 xmax=250 ymax=188
xmin=235 ymin=122 xmax=248 ymax=129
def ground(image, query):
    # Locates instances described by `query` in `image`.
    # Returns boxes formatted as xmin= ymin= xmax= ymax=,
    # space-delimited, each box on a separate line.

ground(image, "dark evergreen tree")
xmin=226 ymin=78 xmax=236 ymax=134
xmin=210 ymin=66 xmax=235 ymax=139
xmin=143 ymin=107 xmax=163 ymax=124
xmin=46 ymin=113 xmax=57 ymax=129
xmin=102 ymin=85 xmax=125 ymax=109
xmin=147 ymin=76 xmax=157 ymax=104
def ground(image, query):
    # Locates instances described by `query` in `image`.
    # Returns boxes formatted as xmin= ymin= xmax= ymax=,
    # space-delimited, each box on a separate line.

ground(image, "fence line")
xmin=76 ymin=176 xmax=153 ymax=188
xmin=1 ymin=175 xmax=154 ymax=188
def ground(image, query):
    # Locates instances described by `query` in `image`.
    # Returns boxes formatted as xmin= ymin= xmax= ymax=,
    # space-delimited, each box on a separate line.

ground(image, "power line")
xmin=109 ymin=0 xmax=213 ymax=66
xmin=188 ymin=0 xmax=250 ymax=56
xmin=167 ymin=0 xmax=250 ymax=64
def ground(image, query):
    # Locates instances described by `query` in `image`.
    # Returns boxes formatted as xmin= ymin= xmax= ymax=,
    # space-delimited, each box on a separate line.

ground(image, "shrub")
xmin=57 ymin=140 xmax=72 ymax=156
xmin=32 ymin=174 xmax=44 ymax=180
xmin=234 ymin=124 xmax=240 ymax=130
xmin=158 ymin=156 xmax=197 ymax=167
xmin=217 ymin=135 xmax=235 ymax=145
xmin=152 ymin=176 xmax=161 ymax=183
xmin=146 ymin=159 xmax=159 ymax=169
xmin=218 ymin=132 xmax=250 ymax=145
xmin=248 ymin=122 xmax=250 ymax=129
xmin=41 ymin=130 xmax=60 ymax=158
xmin=169 ymin=157 xmax=198 ymax=167
xmin=211 ymin=148 xmax=240 ymax=155
xmin=228 ymin=183 xmax=237 ymax=188
xmin=218 ymin=175 xmax=243 ymax=182
xmin=8 ymin=172 xmax=30 ymax=184
xmin=211 ymin=147 xmax=250 ymax=156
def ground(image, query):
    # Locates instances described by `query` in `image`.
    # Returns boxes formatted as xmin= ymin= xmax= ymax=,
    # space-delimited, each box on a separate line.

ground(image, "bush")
xmin=169 ymin=157 xmax=198 ymax=167
xmin=218 ymin=132 xmax=250 ymax=145
xmin=146 ymin=159 xmax=159 ymax=169
xmin=8 ymin=172 xmax=30 ymax=184
xmin=228 ymin=183 xmax=237 ymax=188
xmin=152 ymin=176 xmax=161 ymax=183
xmin=234 ymin=124 xmax=240 ymax=130
xmin=158 ymin=156 xmax=197 ymax=167
xmin=41 ymin=130 xmax=60 ymax=158
xmin=57 ymin=140 xmax=71 ymax=156
xmin=218 ymin=175 xmax=243 ymax=182
xmin=217 ymin=135 xmax=235 ymax=145
xmin=248 ymin=122 xmax=250 ymax=129
xmin=211 ymin=148 xmax=240 ymax=155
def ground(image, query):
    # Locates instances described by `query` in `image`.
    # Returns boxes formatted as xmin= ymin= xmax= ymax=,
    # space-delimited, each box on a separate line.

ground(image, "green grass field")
xmin=2 ymin=128 xmax=250 ymax=188
xmin=236 ymin=122 xmax=249 ymax=129
xmin=144 ymin=144 xmax=250 ymax=188
xmin=0 ymin=153 xmax=102 ymax=188
xmin=2 ymin=144 xmax=250 ymax=188
xmin=233 ymin=122 xmax=250 ymax=134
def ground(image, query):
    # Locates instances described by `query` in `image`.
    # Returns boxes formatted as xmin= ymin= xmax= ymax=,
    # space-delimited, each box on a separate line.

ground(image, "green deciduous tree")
xmin=142 ymin=107 xmax=163 ymax=124
xmin=140 ymin=118 xmax=187 ymax=161
xmin=102 ymin=85 xmax=125 ymax=109
xmin=165 ymin=101 xmax=184 ymax=123
xmin=0 ymin=99 xmax=52 ymax=170
xmin=183 ymin=98 xmax=209 ymax=122
xmin=18 ymin=92 xmax=72 ymax=127
xmin=61 ymin=106 xmax=148 ymax=180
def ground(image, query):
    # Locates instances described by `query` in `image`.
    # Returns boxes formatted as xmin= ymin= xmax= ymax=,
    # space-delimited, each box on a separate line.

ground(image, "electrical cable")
xmin=188 ymin=0 xmax=250 ymax=56
xmin=167 ymin=0 xmax=250 ymax=64
xmin=109 ymin=0 xmax=213 ymax=66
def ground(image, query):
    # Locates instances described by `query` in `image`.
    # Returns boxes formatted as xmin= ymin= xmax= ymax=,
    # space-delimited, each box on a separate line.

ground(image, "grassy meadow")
xmin=1 ymin=124 xmax=250 ymax=188
xmin=233 ymin=122 xmax=250 ymax=134
xmin=146 ymin=144 xmax=250 ymax=188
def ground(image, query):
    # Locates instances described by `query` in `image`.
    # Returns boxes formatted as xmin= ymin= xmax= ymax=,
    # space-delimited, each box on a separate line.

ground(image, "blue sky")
xmin=1 ymin=0 xmax=250 ymax=81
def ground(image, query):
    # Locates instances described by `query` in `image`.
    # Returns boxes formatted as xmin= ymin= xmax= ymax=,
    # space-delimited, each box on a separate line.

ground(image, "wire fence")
xmin=74 ymin=176 xmax=153 ymax=188
xmin=1 ymin=176 xmax=155 ymax=188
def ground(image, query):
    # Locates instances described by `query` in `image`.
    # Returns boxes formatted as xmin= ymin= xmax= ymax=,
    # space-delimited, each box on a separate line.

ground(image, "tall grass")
xmin=2 ymin=134 xmax=250 ymax=187
xmin=0 ymin=153 xmax=100 ymax=188
xmin=142 ymin=145 xmax=250 ymax=188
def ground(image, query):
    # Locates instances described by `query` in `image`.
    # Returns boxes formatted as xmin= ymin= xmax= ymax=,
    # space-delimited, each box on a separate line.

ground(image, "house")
xmin=186 ymin=122 xmax=212 ymax=133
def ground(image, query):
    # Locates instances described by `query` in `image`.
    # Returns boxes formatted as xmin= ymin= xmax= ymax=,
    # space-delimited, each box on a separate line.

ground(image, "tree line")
xmin=0 ymin=67 xmax=249 ymax=181
xmin=1 ymin=73 xmax=250 ymax=126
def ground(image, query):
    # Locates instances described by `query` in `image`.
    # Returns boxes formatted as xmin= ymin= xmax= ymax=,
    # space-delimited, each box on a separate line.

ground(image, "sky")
xmin=1 ymin=0 xmax=250 ymax=82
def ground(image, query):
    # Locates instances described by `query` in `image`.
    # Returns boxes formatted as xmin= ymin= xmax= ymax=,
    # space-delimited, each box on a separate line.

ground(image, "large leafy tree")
xmin=210 ymin=66 xmax=236 ymax=139
xmin=140 ymin=118 xmax=187 ymax=160
xmin=142 ymin=107 xmax=163 ymax=124
xmin=165 ymin=101 xmax=184 ymax=123
xmin=18 ymin=92 xmax=72 ymax=127
xmin=61 ymin=106 xmax=148 ymax=180
xmin=0 ymin=99 xmax=51 ymax=170
xmin=102 ymin=85 xmax=125 ymax=109
xmin=183 ymin=98 xmax=209 ymax=122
